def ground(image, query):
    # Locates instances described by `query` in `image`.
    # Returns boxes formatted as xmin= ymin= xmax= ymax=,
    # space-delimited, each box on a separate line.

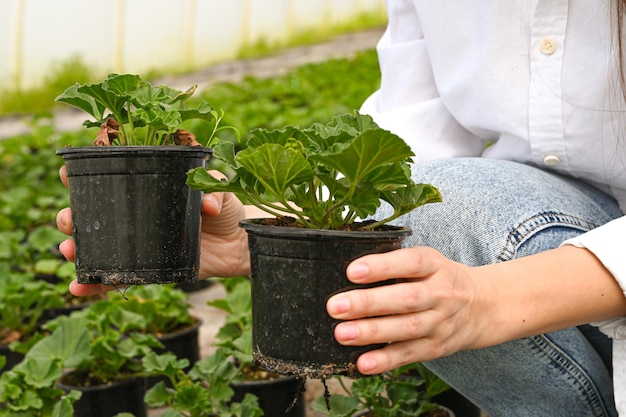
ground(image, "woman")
xmin=58 ymin=2 xmax=626 ymax=416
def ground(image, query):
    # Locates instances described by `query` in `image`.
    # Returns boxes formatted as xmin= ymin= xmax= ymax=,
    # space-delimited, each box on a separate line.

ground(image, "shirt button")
xmin=543 ymin=155 xmax=561 ymax=166
xmin=540 ymin=38 xmax=557 ymax=55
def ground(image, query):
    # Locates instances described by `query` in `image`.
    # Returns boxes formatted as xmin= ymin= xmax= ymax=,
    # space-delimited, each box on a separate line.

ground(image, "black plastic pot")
xmin=241 ymin=220 xmax=411 ymax=379
xmin=231 ymin=374 xmax=305 ymax=417
xmin=148 ymin=318 xmax=202 ymax=388
xmin=56 ymin=146 xmax=211 ymax=286
xmin=58 ymin=372 xmax=147 ymax=417
xmin=0 ymin=344 xmax=24 ymax=371
xmin=156 ymin=317 xmax=202 ymax=364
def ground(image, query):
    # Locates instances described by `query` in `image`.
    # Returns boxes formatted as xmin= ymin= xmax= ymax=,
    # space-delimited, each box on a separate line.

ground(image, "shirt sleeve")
xmin=360 ymin=0 xmax=486 ymax=162
xmin=560 ymin=215 xmax=626 ymax=338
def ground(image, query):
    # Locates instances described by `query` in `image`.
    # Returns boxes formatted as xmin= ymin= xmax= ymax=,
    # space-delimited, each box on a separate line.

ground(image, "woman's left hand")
xmin=327 ymin=246 xmax=485 ymax=375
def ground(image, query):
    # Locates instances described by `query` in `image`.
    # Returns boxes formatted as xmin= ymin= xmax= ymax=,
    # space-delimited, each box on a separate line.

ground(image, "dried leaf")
xmin=93 ymin=118 xmax=121 ymax=146
xmin=172 ymin=129 xmax=201 ymax=147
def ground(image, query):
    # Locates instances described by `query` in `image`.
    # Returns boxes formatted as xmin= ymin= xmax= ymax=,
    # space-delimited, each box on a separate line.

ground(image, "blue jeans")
xmin=376 ymin=158 xmax=623 ymax=417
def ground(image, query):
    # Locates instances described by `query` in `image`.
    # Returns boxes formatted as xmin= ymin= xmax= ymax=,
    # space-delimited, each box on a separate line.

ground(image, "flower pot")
xmin=58 ymin=371 xmax=147 ymax=417
xmin=156 ymin=317 xmax=202 ymax=364
xmin=241 ymin=220 xmax=411 ymax=379
xmin=433 ymin=388 xmax=481 ymax=417
xmin=56 ymin=146 xmax=211 ymax=286
xmin=148 ymin=318 xmax=202 ymax=389
xmin=0 ymin=344 xmax=24 ymax=371
xmin=231 ymin=374 xmax=305 ymax=417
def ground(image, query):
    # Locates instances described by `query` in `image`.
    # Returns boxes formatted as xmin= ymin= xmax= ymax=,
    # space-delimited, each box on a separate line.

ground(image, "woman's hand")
xmin=327 ymin=244 xmax=626 ymax=375
xmin=56 ymin=166 xmax=251 ymax=296
xmin=326 ymin=247 xmax=484 ymax=375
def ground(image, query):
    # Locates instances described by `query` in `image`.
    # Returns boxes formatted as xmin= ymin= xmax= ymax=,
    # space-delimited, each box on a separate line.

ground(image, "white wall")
xmin=0 ymin=0 xmax=386 ymax=90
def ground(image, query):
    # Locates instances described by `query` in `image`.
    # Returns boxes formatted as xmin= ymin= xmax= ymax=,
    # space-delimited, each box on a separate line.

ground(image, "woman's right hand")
xmin=56 ymin=166 xmax=252 ymax=296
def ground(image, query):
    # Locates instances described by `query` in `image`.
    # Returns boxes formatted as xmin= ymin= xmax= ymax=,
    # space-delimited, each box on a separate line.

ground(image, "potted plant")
xmin=109 ymin=284 xmax=201 ymax=360
xmin=45 ymin=302 xmax=164 ymax=417
xmin=142 ymin=349 xmax=264 ymax=417
xmin=208 ymin=277 xmax=305 ymax=417
xmin=310 ymin=363 xmax=453 ymax=417
xmin=186 ymin=111 xmax=442 ymax=378
xmin=54 ymin=73 xmax=235 ymax=286
xmin=0 ymin=317 xmax=87 ymax=417
xmin=0 ymin=265 xmax=66 ymax=369
xmin=109 ymin=284 xmax=203 ymax=390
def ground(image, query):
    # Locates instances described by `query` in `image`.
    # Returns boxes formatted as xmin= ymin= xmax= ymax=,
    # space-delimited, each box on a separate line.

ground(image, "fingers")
xmin=334 ymin=308 xmax=441 ymax=345
xmin=59 ymin=165 xmax=68 ymax=188
xmin=56 ymin=207 xmax=72 ymax=236
xmin=59 ymin=239 xmax=75 ymax=262
xmin=201 ymin=192 xmax=224 ymax=217
xmin=328 ymin=280 xmax=433 ymax=319
xmin=345 ymin=246 xmax=444 ymax=284
xmin=354 ymin=339 xmax=446 ymax=375
xmin=200 ymin=192 xmax=246 ymax=236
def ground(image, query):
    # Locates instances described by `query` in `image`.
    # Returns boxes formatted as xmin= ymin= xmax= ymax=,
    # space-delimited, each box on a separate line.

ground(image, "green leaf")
xmin=51 ymin=396 xmax=77 ymax=417
xmin=247 ymin=125 xmax=303 ymax=148
xmin=311 ymin=129 xmax=413 ymax=185
xmin=144 ymin=381 xmax=175 ymax=408
xmin=310 ymin=394 xmax=362 ymax=417
xmin=17 ymin=357 xmax=64 ymax=388
xmin=380 ymin=183 xmax=442 ymax=218
xmin=235 ymin=143 xmax=313 ymax=200
xmin=54 ymin=83 xmax=106 ymax=121
xmin=76 ymin=75 xmax=137 ymax=122
xmin=174 ymin=383 xmax=213 ymax=412
xmin=186 ymin=168 xmax=241 ymax=194
xmin=21 ymin=316 xmax=90 ymax=369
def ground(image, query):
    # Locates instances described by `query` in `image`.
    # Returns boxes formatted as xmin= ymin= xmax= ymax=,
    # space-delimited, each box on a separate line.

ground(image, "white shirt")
xmin=361 ymin=0 xmax=626 ymax=413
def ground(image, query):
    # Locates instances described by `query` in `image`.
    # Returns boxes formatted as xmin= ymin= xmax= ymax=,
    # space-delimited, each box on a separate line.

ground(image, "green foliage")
xmin=143 ymin=349 xmax=264 ymax=417
xmin=310 ymin=363 xmax=451 ymax=417
xmin=0 ymin=317 xmax=89 ymax=417
xmin=188 ymin=49 xmax=381 ymax=142
xmin=55 ymin=73 xmax=234 ymax=146
xmin=206 ymin=277 xmax=254 ymax=370
xmin=0 ymin=265 xmax=65 ymax=349
xmin=108 ymin=284 xmax=194 ymax=336
xmin=43 ymin=300 xmax=163 ymax=385
xmin=187 ymin=111 xmax=442 ymax=229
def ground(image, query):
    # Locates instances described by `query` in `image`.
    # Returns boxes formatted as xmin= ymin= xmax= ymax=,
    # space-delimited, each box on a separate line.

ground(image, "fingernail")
xmin=358 ymin=356 xmax=377 ymax=373
xmin=328 ymin=297 xmax=350 ymax=314
xmin=347 ymin=262 xmax=369 ymax=279
xmin=205 ymin=194 xmax=220 ymax=209
xmin=336 ymin=324 xmax=359 ymax=341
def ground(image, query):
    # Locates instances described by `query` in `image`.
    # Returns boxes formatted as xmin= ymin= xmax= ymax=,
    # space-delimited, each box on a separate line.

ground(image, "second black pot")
xmin=231 ymin=374 xmax=305 ymax=417
xmin=241 ymin=220 xmax=411 ymax=379
xmin=58 ymin=372 xmax=147 ymax=417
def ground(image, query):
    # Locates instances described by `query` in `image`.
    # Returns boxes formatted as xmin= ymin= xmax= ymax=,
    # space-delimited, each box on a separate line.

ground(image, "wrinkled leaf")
xmin=235 ymin=143 xmax=314 ymax=199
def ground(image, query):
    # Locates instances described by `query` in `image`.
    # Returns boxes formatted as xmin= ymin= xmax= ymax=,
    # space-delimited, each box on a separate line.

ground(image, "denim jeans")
xmin=375 ymin=157 xmax=623 ymax=417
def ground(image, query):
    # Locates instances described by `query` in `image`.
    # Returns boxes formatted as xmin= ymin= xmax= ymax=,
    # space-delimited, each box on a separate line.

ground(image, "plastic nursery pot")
xmin=231 ymin=374 xmax=305 ymax=417
xmin=58 ymin=371 xmax=147 ymax=417
xmin=241 ymin=219 xmax=411 ymax=379
xmin=56 ymin=146 xmax=212 ymax=286
xmin=148 ymin=318 xmax=202 ymax=389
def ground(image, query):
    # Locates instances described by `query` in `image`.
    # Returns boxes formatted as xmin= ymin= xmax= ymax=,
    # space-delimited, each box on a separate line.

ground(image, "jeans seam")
xmin=529 ymin=335 xmax=611 ymax=416
xmin=496 ymin=211 xmax=600 ymax=262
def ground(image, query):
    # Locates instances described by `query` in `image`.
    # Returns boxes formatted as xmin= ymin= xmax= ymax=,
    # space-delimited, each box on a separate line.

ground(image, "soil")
xmin=253 ymin=347 xmax=362 ymax=380
xmin=60 ymin=370 xmax=135 ymax=387
xmin=257 ymin=216 xmax=400 ymax=231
